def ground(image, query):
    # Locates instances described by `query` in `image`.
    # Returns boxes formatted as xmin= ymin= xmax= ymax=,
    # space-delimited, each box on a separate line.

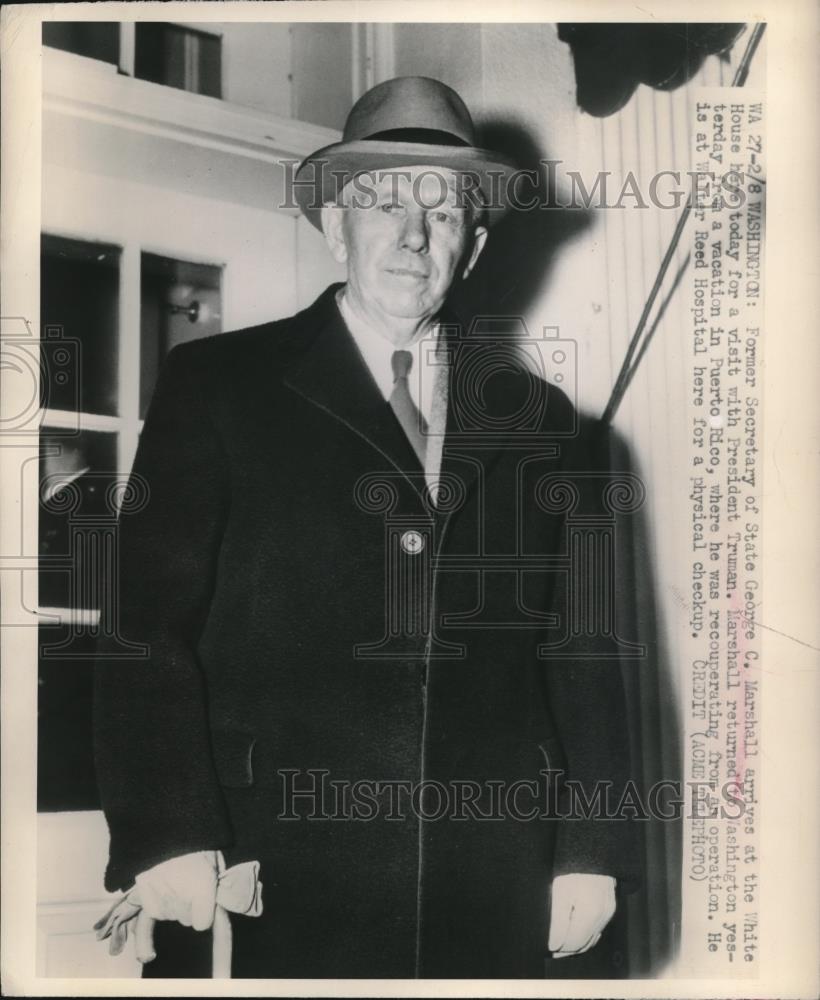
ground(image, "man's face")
xmin=323 ymin=166 xmax=487 ymax=335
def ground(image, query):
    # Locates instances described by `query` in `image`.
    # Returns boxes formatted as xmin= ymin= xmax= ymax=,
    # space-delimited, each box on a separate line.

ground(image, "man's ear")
xmin=321 ymin=205 xmax=348 ymax=264
xmin=462 ymin=226 xmax=488 ymax=279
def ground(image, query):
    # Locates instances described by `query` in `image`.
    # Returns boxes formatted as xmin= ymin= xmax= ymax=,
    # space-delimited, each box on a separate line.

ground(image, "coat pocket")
xmin=211 ymin=728 xmax=256 ymax=788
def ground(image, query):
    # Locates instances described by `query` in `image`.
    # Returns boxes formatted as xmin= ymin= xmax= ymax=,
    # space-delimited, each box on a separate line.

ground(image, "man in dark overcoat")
xmin=94 ymin=76 xmax=641 ymax=979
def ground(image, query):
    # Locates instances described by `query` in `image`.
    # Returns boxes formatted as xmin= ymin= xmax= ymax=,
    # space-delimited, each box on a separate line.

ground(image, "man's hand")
xmin=95 ymin=854 xmax=264 ymax=965
xmin=132 ymin=850 xmax=220 ymax=962
xmin=547 ymin=873 xmax=616 ymax=959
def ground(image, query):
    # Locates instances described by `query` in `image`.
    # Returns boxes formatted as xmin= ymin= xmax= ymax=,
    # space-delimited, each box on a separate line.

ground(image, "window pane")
xmin=38 ymin=626 xmax=100 ymax=812
xmin=39 ymin=429 xmax=118 ymax=612
xmin=140 ymin=253 xmax=222 ymax=417
xmin=42 ymin=21 xmax=119 ymax=65
xmin=135 ymin=23 xmax=222 ymax=98
xmin=41 ymin=235 xmax=120 ymax=417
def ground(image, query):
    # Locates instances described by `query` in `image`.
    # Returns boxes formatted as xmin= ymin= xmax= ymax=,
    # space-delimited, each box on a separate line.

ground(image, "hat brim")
xmin=293 ymin=140 xmax=518 ymax=231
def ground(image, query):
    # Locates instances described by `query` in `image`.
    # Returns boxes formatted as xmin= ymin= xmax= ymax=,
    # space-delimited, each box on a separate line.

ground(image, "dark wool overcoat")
xmin=94 ymin=283 xmax=641 ymax=979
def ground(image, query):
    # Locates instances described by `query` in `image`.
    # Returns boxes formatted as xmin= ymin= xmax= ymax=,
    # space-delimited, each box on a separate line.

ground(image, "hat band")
xmin=361 ymin=127 xmax=471 ymax=147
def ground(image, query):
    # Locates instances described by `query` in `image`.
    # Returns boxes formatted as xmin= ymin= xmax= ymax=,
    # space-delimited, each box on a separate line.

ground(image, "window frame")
xmin=38 ymin=233 xmax=224 ymax=627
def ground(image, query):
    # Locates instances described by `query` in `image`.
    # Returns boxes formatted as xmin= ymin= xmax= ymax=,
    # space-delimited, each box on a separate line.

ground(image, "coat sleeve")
xmin=542 ymin=416 xmax=643 ymax=893
xmin=94 ymin=343 xmax=233 ymax=892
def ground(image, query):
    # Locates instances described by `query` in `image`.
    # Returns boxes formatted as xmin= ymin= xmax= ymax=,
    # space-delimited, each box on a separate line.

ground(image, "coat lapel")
xmin=282 ymin=286 xmax=428 ymax=504
xmin=281 ymin=287 xmax=548 ymax=533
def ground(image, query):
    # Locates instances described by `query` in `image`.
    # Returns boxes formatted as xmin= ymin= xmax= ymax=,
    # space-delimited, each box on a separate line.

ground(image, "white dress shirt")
xmin=337 ymin=288 xmax=440 ymax=423
xmin=337 ymin=288 xmax=448 ymax=503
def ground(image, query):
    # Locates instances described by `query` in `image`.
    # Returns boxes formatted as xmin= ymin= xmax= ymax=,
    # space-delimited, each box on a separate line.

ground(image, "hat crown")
xmin=343 ymin=76 xmax=476 ymax=145
xmin=294 ymin=76 xmax=517 ymax=232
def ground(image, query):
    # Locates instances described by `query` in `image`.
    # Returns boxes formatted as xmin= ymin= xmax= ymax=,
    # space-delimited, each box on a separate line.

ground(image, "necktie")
xmin=389 ymin=349 xmax=427 ymax=466
xmin=425 ymin=355 xmax=448 ymax=506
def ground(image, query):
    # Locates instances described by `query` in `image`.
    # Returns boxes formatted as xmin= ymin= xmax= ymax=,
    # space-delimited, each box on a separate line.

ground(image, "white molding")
xmin=361 ymin=23 xmax=374 ymax=94
xmin=43 ymin=409 xmax=122 ymax=433
xmin=118 ymin=22 xmax=135 ymax=77
xmin=118 ymin=243 xmax=141 ymax=478
xmin=43 ymin=46 xmax=340 ymax=168
xmin=38 ymin=900 xmax=114 ymax=924
xmin=37 ymin=607 xmax=101 ymax=627
xmin=36 ymin=811 xmax=140 ymax=976
xmin=351 ymin=23 xmax=363 ymax=101
xmin=371 ymin=23 xmax=396 ymax=85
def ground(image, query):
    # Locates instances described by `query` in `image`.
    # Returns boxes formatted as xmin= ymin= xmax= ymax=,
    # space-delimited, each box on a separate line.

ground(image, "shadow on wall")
xmin=544 ymin=416 xmax=683 ymax=980
xmin=605 ymin=418 xmax=683 ymax=979
xmin=448 ymin=119 xmax=683 ymax=979
xmin=449 ymin=119 xmax=594 ymax=323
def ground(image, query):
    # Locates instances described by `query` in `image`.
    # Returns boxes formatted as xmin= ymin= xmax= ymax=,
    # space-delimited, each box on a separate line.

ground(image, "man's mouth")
xmin=386 ymin=267 xmax=429 ymax=279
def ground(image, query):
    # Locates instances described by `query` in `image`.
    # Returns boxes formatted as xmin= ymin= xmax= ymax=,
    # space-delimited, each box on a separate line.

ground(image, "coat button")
xmin=400 ymin=529 xmax=425 ymax=555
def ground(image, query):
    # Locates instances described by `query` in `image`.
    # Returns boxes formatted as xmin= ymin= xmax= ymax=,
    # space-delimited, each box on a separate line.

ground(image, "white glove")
xmin=135 ymin=850 xmax=220 ymax=933
xmin=547 ymin=873 xmax=616 ymax=959
xmin=95 ymin=852 xmax=263 ymax=965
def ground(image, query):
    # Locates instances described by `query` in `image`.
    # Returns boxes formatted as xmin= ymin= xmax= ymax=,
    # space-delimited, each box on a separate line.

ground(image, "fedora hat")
xmin=293 ymin=76 xmax=517 ymax=231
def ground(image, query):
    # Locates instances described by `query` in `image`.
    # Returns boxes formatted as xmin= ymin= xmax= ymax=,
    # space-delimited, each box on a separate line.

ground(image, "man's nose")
xmin=399 ymin=210 xmax=429 ymax=252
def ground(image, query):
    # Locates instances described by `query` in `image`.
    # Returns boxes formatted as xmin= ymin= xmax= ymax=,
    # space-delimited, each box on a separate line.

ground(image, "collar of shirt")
xmin=336 ymin=287 xmax=440 ymax=424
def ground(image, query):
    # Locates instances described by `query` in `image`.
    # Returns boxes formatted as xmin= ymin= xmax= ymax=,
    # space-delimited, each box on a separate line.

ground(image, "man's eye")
xmin=430 ymin=210 xmax=458 ymax=225
xmin=380 ymin=202 xmax=403 ymax=213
